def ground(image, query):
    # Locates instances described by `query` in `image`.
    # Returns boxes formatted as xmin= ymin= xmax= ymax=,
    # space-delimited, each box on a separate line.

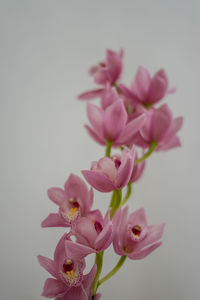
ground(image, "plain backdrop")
xmin=0 ymin=1 xmax=200 ymax=299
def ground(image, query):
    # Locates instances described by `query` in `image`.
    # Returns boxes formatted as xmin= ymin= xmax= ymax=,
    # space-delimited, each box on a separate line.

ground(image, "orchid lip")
xmin=60 ymin=198 xmax=80 ymax=223
xmin=63 ymin=259 xmax=74 ymax=273
xmin=68 ymin=197 xmax=80 ymax=208
xmin=61 ymin=259 xmax=82 ymax=286
xmin=129 ymin=224 xmax=147 ymax=242
xmin=132 ymin=225 xmax=142 ymax=238
xmin=94 ymin=221 xmax=103 ymax=234
xmin=112 ymin=156 xmax=121 ymax=169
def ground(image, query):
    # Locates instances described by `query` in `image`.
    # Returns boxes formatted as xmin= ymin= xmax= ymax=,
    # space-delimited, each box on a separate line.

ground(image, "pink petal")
xmin=106 ymin=49 xmax=123 ymax=82
xmin=112 ymin=207 xmax=122 ymax=233
xmin=101 ymin=84 xmax=119 ymax=110
xmin=78 ymin=89 xmax=104 ymax=100
xmin=113 ymin=235 xmax=124 ymax=255
xmin=94 ymin=222 xmax=113 ymax=250
xmin=151 ymin=104 xmax=172 ymax=141
xmin=62 ymin=285 xmax=88 ymax=300
xmin=157 ymin=135 xmax=181 ymax=151
xmin=85 ymin=125 xmax=105 ymax=145
xmin=88 ymin=188 xmax=94 ymax=211
xmin=54 ymin=234 xmax=68 ymax=265
xmin=128 ymin=241 xmax=162 ymax=260
xmin=128 ymin=207 xmax=148 ymax=227
xmin=94 ymin=68 xmax=110 ymax=85
xmin=37 ymin=255 xmax=58 ymax=278
xmin=82 ymin=170 xmax=115 ymax=192
xmin=115 ymin=151 xmax=134 ymax=189
xmin=75 ymin=217 xmax=98 ymax=246
xmin=106 ymin=49 xmax=122 ymax=83
xmin=41 ymin=213 xmax=67 ymax=228
xmin=64 ymin=174 xmax=91 ymax=213
xmin=148 ymin=69 xmax=168 ymax=104
xmin=132 ymin=66 xmax=151 ymax=101
xmin=47 ymin=188 xmax=66 ymax=206
xmin=119 ymin=206 xmax=129 ymax=247
xmin=131 ymin=132 xmax=150 ymax=148
xmin=87 ymin=209 xmax=104 ymax=224
xmin=166 ymin=116 xmax=183 ymax=138
xmin=117 ymin=113 xmax=146 ymax=144
xmin=130 ymin=158 xmax=146 ymax=182
xmin=95 ymin=157 xmax=117 ymax=182
xmin=139 ymin=223 xmax=165 ymax=249
xmin=82 ymin=264 xmax=97 ymax=289
xmin=87 ymin=103 xmax=104 ymax=134
xmin=103 ymin=100 xmax=127 ymax=141
xmin=41 ymin=278 xmax=67 ymax=298
xmin=65 ymin=240 xmax=95 ymax=260
xmin=118 ymin=83 xmax=140 ymax=104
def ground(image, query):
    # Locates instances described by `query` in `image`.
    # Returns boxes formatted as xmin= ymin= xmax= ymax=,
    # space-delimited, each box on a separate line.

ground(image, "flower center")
xmin=132 ymin=225 xmax=142 ymax=238
xmin=99 ymin=62 xmax=106 ymax=68
xmin=69 ymin=197 xmax=80 ymax=208
xmin=63 ymin=259 xmax=74 ymax=273
xmin=94 ymin=221 xmax=103 ymax=234
xmin=113 ymin=156 xmax=121 ymax=169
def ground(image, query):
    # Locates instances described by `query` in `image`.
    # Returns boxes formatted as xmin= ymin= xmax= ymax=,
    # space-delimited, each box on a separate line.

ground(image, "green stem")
xmin=110 ymin=189 xmax=122 ymax=219
xmin=109 ymin=191 xmax=116 ymax=209
xmin=98 ymin=256 xmax=127 ymax=287
xmin=135 ymin=141 xmax=157 ymax=165
xmin=121 ymin=182 xmax=132 ymax=206
xmin=92 ymin=251 xmax=104 ymax=297
xmin=105 ymin=140 xmax=112 ymax=157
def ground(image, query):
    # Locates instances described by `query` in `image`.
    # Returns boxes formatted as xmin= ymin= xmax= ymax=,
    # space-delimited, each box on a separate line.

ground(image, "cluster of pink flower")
xmin=38 ymin=49 xmax=183 ymax=300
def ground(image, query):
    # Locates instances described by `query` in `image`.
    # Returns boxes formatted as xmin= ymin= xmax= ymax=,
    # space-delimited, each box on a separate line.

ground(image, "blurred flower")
xmin=131 ymin=104 xmax=183 ymax=151
xmin=119 ymin=66 xmax=175 ymax=108
xmin=78 ymin=49 xmax=123 ymax=101
xmin=85 ymin=100 xmax=145 ymax=147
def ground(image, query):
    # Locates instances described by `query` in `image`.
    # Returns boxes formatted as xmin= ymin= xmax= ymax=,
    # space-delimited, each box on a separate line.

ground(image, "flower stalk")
xmin=135 ymin=141 xmax=157 ymax=165
xmin=98 ymin=256 xmax=127 ymax=287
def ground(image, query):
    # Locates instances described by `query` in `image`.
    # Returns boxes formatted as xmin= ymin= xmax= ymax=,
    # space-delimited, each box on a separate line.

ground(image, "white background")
xmin=0 ymin=1 xmax=199 ymax=299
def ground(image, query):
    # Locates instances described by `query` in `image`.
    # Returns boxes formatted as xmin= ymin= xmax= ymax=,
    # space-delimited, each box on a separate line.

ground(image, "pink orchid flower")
xmin=85 ymin=99 xmax=146 ymax=147
xmin=42 ymin=174 xmax=94 ymax=228
xmin=131 ymin=104 xmax=183 ymax=151
xmin=78 ymin=49 xmax=123 ymax=100
xmin=119 ymin=66 xmax=175 ymax=108
xmin=38 ymin=234 xmax=97 ymax=300
xmin=113 ymin=207 xmax=165 ymax=259
xmin=82 ymin=147 xmax=135 ymax=193
xmin=90 ymin=49 xmax=123 ymax=85
xmin=65 ymin=210 xmax=113 ymax=259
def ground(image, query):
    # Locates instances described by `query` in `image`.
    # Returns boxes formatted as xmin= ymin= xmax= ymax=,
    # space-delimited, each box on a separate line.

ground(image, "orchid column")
xmin=38 ymin=49 xmax=183 ymax=300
